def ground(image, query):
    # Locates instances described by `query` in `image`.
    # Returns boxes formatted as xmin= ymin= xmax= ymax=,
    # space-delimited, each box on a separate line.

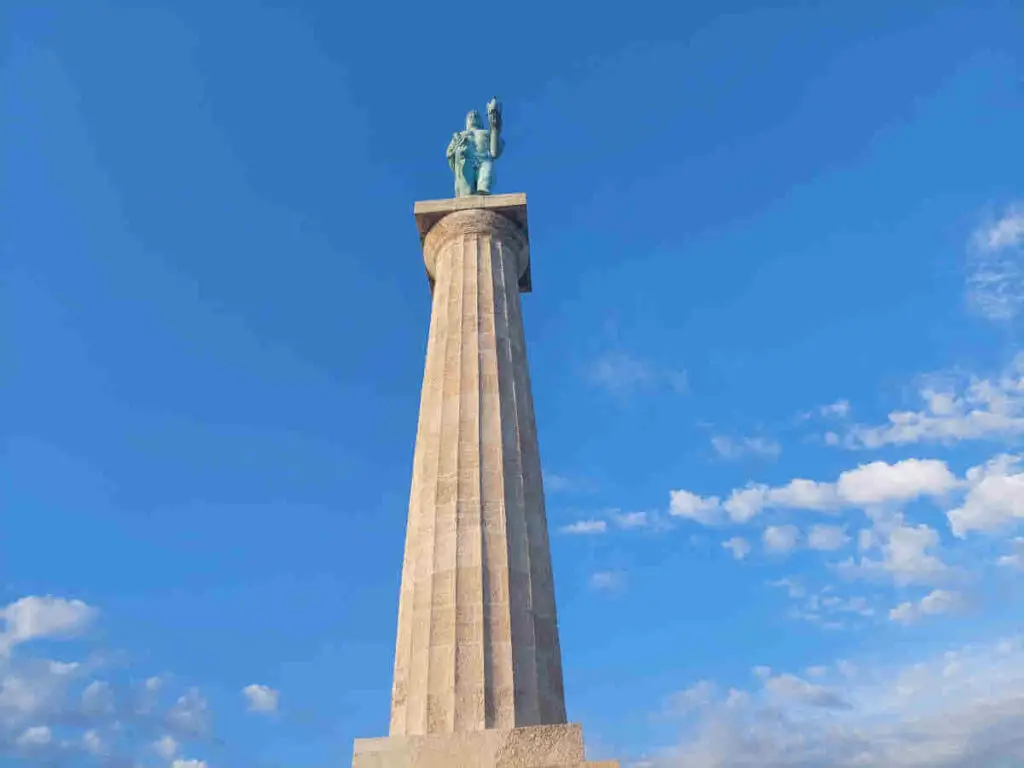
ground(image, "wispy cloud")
xmin=559 ymin=519 xmax=608 ymax=535
xmin=997 ymin=537 xmax=1024 ymax=570
xmin=837 ymin=520 xmax=950 ymax=587
xmin=588 ymin=351 xmax=687 ymax=396
xmin=0 ymin=594 xmax=230 ymax=765
xmin=722 ymin=537 xmax=752 ymax=561
xmin=799 ymin=399 xmax=852 ymax=421
xmin=788 ymin=590 xmax=876 ymax=628
xmin=543 ymin=472 xmax=599 ymax=495
xmin=652 ymin=635 xmax=1024 ymax=767
xmin=888 ymin=589 xmax=965 ymax=625
xmin=839 ymin=356 xmax=1024 ymax=449
xmin=590 ymin=570 xmax=626 ymax=593
xmin=710 ymin=435 xmax=781 ymax=460
xmin=967 ymin=202 xmax=1024 ymax=321
xmin=612 ymin=510 xmax=654 ymax=529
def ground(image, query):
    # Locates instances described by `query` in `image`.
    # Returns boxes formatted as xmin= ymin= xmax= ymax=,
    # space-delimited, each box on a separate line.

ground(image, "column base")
xmin=352 ymin=723 xmax=618 ymax=768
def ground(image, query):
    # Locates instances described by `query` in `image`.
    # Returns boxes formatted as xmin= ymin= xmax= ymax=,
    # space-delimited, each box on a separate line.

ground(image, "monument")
xmin=351 ymin=99 xmax=616 ymax=768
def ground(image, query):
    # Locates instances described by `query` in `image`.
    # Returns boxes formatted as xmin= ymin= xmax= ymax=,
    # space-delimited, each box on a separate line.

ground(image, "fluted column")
xmin=390 ymin=200 xmax=566 ymax=737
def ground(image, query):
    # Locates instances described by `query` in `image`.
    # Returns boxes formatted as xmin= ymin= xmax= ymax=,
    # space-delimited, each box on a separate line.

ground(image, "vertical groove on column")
xmin=391 ymin=243 xmax=447 ymax=733
xmin=505 ymin=249 xmax=567 ymax=725
xmin=454 ymin=233 xmax=484 ymax=730
xmin=427 ymin=236 xmax=463 ymax=732
xmin=479 ymin=233 xmax=515 ymax=729
xmin=493 ymin=237 xmax=541 ymax=726
xmin=404 ymin=239 xmax=451 ymax=734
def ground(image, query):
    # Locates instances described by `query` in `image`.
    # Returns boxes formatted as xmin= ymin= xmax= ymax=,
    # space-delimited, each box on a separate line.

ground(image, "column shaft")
xmin=390 ymin=208 xmax=566 ymax=736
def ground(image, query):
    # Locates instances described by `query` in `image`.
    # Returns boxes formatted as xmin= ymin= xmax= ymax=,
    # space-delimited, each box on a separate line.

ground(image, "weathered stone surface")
xmin=390 ymin=197 xmax=566 ymax=738
xmin=353 ymin=723 xmax=616 ymax=768
xmin=413 ymin=194 xmax=531 ymax=292
xmin=350 ymin=195 xmax=615 ymax=767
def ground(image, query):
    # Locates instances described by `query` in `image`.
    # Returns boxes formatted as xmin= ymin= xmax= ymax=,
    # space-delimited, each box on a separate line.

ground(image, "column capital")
xmin=414 ymin=194 xmax=531 ymax=293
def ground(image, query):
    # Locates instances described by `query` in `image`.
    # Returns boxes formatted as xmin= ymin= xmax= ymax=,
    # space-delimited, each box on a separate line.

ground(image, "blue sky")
xmin=2 ymin=1 xmax=1024 ymax=765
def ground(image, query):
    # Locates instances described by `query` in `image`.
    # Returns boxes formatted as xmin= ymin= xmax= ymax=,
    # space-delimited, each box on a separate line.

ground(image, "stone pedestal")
xmin=353 ymin=723 xmax=617 ymax=768
xmin=351 ymin=194 xmax=615 ymax=767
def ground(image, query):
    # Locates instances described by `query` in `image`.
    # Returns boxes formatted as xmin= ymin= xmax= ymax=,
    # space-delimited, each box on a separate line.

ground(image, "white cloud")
xmin=588 ymin=351 xmax=656 ymax=394
xmin=967 ymin=203 xmax=1024 ymax=321
xmin=820 ymin=400 xmax=851 ymax=418
xmin=671 ymin=459 xmax=955 ymax=528
xmin=997 ymin=537 xmax=1024 ymax=569
xmin=840 ymin=522 xmax=949 ymax=586
xmin=843 ymin=356 xmax=1024 ymax=448
xmin=947 ymin=454 xmax=1024 ymax=537
xmin=82 ymin=729 xmax=103 ymax=755
xmin=723 ymin=485 xmax=770 ymax=523
xmin=0 ymin=660 xmax=80 ymax=723
xmin=667 ymin=681 xmax=718 ymax=715
xmin=889 ymin=589 xmax=965 ymax=625
xmin=800 ymin=400 xmax=852 ymax=422
xmin=669 ymin=490 xmax=721 ymax=524
xmin=751 ymin=666 xmax=773 ymax=681
xmin=589 ymin=571 xmax=625 ymax=592
xmin=612 ymin=510 xmax=651 ymax=529
xmin=835 ymin=459 xmax=959 ymax=507
xmin=588 ymin=350 xmax=687 ymax=396
xmin=242 ymin=683 xmax=279 ymax=714
xmin=806 ymin=524 xmax=850 ymax=551
xmin=657 ymin=634 xmax=1024 ymax=767
xmin=167 ymin=688 xmax=210 ymax=738
xmin=975 ymin=204 xmax=1024 ymax=251
xmin=721 ymin=537 xmax=752 ymax=561
xmin=154 ymin=735 xmax=178 ymax=759
xmin=0 ymin=596 xmax=96 ymax=654
xmin=0 ymin=594 xmax=230 ymax=765
xmin=543 ymin=472 xmax=597 ymax=494
xmin=15 ymin=725 xmax=52 ymax=747
xmin=783 ymin=587 xmax=876 ymax=628
xmin=763 ymin=673 xmax=850 ymax=709
xmin=857 ymin=528 xmax=877 ymax=551
xmin=81 ymin=680 xmax=114 ymax=716
xmin=543 ymin=472 xmax=574 ymax=492
xmin=559 ymin=519 xmax=608 ymax=535
xmin=711 ymin=435 xmax=781 ymax=460
xmin=171 ymin=760 xmax=209 ymax=768
xmin=763 ymin=525 xmax=800 ymax=554
xmin=768 ymin=578 xmax=805 ymax=599
xmin=767 ymin=478 xmax=842 ymax=511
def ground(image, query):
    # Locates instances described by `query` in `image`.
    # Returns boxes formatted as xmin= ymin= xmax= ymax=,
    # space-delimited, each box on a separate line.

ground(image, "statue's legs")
xmin=454 ymin=171 xmax=474 ymax=197
xmin=476 ymin=160 xmax=494 ymax=194
xmin=454 ymin=161 xmax=478 ymax=197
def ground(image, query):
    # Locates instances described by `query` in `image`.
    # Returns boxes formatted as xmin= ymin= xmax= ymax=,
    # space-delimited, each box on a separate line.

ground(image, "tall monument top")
xmin=447 ymin=97 xmax=504 ymax=198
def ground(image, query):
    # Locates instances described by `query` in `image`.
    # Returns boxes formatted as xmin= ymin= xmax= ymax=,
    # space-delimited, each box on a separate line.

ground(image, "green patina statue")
xmin=447 ymin=97 xmax=504 ymax=197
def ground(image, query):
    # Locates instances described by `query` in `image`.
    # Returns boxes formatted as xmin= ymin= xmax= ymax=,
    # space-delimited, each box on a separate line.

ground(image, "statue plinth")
xmin=413 ymin=193 xmax=531 ymax=293
xmin=350 ymin=194 xmax=615 ymax=767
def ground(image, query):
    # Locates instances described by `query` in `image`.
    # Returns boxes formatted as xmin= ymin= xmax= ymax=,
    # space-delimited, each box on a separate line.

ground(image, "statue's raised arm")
xmin=487 ymin=97 xmax=504 ymax=160
xmin=447 ymin=97 xmax=504 ymax=197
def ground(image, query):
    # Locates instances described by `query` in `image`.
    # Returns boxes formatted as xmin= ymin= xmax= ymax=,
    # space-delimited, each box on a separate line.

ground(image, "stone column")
xmin=391 ymin=194 xmax=565 ymax=735
xmin=351 ymin=194 xmax=616 ymax=768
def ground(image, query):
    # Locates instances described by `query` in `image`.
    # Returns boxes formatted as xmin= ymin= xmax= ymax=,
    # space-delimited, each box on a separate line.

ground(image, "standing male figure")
xmin=447 ymin=97 xmax=504 ymax=197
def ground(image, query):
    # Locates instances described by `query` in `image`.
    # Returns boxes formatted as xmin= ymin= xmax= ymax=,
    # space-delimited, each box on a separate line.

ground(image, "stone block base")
xmin=352 ymin=723 xmax=617 ymax=768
